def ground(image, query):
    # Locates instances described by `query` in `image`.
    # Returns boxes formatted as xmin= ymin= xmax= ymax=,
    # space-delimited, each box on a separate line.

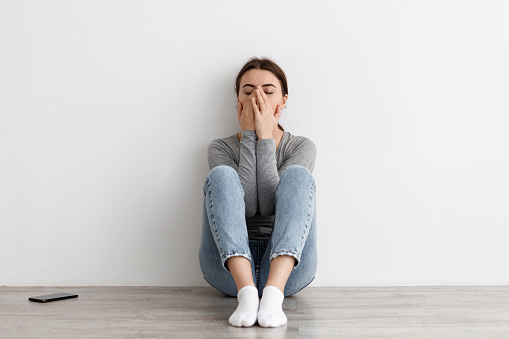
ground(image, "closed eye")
xmin=244 ymin=92 xmax=274 ymax=95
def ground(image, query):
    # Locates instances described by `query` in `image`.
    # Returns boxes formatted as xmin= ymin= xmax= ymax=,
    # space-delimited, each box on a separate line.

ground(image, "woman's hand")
xmin=252 ymin=87 xmax=282 ymax=140
xmin=237 ymin=91 xmax=256 ymax=131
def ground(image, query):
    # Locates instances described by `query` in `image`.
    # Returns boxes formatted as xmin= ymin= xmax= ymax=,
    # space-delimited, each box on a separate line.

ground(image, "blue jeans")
xmin=199 ymin=165 xmax=317 ymax=297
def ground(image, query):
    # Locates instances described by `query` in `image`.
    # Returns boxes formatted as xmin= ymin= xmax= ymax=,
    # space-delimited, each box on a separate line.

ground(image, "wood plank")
xmin=0 ymin=286 xmax=508 ymax=338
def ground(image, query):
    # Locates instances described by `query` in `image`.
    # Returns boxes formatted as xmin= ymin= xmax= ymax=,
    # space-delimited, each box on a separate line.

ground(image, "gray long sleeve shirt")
xmin=207 ymin=129 xmax=316 ymax=239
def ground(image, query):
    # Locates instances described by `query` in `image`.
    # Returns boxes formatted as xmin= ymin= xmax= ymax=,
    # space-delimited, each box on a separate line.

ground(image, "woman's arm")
xmin=207 ymin=130 xmax=258 ymax=217
xmin=257 ymin=137 xmax=317 ymax=216
xmin=250 ymin=86 xmax=316 ymax=215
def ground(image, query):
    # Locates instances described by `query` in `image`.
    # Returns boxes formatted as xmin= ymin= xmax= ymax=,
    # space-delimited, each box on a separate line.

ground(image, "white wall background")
xmin=1 ymin=0 xmax=508 ymax=286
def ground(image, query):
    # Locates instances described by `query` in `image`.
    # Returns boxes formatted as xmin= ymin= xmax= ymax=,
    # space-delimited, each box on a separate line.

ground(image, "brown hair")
xmin=235 ymin=57 xmax=288 ymax=131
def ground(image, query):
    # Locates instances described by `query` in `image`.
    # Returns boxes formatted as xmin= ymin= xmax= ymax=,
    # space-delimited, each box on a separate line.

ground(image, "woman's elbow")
xmin=259 ymin=204 xmax=275 ymax=217
xmin=245 ymin=206 xmax=257 ymax=218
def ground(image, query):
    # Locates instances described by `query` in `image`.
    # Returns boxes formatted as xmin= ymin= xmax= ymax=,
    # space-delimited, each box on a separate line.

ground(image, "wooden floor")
xmin=1 ymin=286 xmax=508 ymax=338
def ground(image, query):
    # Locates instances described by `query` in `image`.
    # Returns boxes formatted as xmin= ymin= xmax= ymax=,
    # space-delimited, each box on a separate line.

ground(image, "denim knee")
xmin=279 ymin=165 xmax=314 ymax=188
xmin=207 ymin=165 xmax=238 ymax=182
xmin=203 ymin=165 xmax=241 ymax=194
xmin=273 ymin=165 xmax=316 ymax=270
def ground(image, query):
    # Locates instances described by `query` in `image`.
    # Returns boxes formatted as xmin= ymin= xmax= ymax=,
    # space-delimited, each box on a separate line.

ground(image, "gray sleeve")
xmin=256 ymin=137 xmax=317 ymax=216
xmin=207 ymin=130 xmax=258 ymax=217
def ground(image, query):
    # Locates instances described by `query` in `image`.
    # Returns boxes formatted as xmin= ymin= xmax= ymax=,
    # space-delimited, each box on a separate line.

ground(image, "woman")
xmin=199 ymin=57 xmax=317 ymax=328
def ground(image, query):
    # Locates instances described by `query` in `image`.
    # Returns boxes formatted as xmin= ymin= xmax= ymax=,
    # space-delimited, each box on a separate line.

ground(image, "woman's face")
xmin=237 ymin=69 xmax=287 ymax=113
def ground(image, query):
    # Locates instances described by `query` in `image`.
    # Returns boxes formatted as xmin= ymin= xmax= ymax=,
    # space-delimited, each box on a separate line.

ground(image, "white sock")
xmin=229 ymin=285 xmax=259 ymax=327
xmin=257 ymin=285 xmax=287 ymax=328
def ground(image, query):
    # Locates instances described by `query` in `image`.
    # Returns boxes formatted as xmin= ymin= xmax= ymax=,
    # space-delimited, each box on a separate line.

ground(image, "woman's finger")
xmin=255 ymin=88 xmax=265 ymax=112
xmin=259 ymin=86 xmax=270 ymax=103
xmin=251 ymin=96 xmax=260 ymax=116
xmin=246 ymin=91 xmax=256 ymax=109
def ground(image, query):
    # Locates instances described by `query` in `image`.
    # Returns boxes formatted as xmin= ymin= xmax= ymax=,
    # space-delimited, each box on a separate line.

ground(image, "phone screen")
xmin=29 ymin=293 xmax=78 ymax=303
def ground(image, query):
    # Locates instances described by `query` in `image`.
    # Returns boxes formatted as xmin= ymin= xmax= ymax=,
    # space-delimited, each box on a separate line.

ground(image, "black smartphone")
xmin=29 ymin=293 xmax=78 ymax=303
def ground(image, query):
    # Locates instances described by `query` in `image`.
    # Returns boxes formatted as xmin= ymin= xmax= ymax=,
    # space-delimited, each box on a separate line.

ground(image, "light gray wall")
xmin=1 ymin=0 xmax=508 ymax=286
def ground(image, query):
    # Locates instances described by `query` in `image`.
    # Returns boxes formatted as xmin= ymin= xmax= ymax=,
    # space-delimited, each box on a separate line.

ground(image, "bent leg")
xmin=259 ymin=165 xmax=317 ymax=296
xmin=198 ymin=166 xmax=259 ymax=327
xmin=257 ymin=165 xmax=317 ymax=327
xmin=203 ymin=166 xmax=252 ymax=269
xmin=199 ymin=197 xmax=240 ymax=297
xmin=282 ymin=205 xmax=317 ymax=297
xmin=199 ymin=166 xmax=257 ymax=295
xmin=271 ymin=165 xmax=316 ymax=270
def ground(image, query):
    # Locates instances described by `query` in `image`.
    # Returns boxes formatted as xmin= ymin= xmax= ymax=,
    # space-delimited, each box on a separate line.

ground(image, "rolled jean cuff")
xmin=221 ymin=251 xmax=252 ymax=272
xmin=270 ymin=250 xmax=301 ymax=271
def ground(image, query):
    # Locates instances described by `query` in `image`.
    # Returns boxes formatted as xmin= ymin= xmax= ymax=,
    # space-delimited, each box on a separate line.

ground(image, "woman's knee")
xmin=203 ymin=165 xmax=241 ymax=194
xmin=277 ymin=166 xmax=315 ymax=197
xmin=207 ymin=165 xmax=238 ymax=182
xmin=280 ymin=165 xmax=314 ymax=184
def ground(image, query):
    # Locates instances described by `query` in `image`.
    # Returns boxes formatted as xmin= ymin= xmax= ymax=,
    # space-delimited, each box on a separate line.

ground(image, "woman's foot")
xmin=229 ymin=285 xmax=259 ymax=327
xmin=257 ymin=286 xmax=287 ymax=327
